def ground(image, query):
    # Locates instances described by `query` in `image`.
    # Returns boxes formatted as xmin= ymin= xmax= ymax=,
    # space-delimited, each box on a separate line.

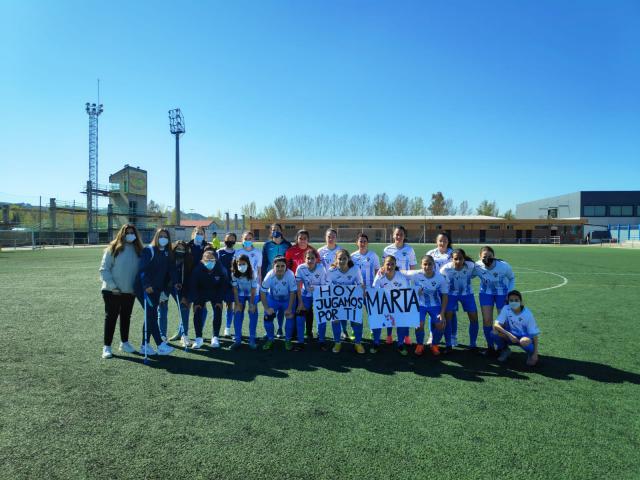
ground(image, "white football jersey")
xmin=372 ymin=270 xmax=411 ymax=290
xmin=475 ymin=259 xmax=515 ymax=296
xmin=351 ymin=250 xmax=381 ymax=287
xmin=383 ymin=244 xmax=417 ymax=271
xmin=496 ymin=306 xmax=540 ymax=338
xmin=426 ymin=247 xmax=453 ymax=272
xmin=260 ymin=269 xmax=297 ymax=300
xmin=327 ymin=265 xmax=363 ymax=286
xmin=407 ymin=271 xmax=449 ymax=308
xmin=234 ymin=248 xmax=262 ymax=279
xmin=318 ymin=245 xmax=342 ymax=269
xmin=440 ymin=260 xmax=479 ymax=296
xmin=295 ymin=264 xmax=328 ymax=298
xmin=231 ymin=274 xmax=258 ymax=297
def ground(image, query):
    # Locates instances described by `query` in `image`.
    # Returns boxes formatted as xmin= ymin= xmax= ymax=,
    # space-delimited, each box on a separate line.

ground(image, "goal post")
xmin=0 ymin=229 xmax=36 ymax=250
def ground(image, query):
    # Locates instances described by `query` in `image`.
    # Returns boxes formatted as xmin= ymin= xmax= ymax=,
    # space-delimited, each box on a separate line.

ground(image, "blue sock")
xmin=264 ymin=317 xmax=275 ymax=340
xmin=416 ymin=328 xmax=425 ymax=345
xmin=318 ymin=322 xmax=327 ymax=343
xmin=248 ymin=310 xmax=258 ymax=342
xmin=296 ymin=316 xmax=305 ymax=343
xmin=372 ymin=328 xmax=381 ymax=345
xmin=226 ymin=306 xmax=233 ymax=329
xmin=285 ymin=317 xmax=295 ymax=341
xmin=444 ymin=321 xmax=452 ymax=347
xmin=331 ymin=321 xmax=342 ymax=342
xmin=432 ymin=327 xmax=444 ymax=345
xmin=233 ymin=311 xmax=243 ymax=344
xmin=451 ymin=313 xmax=458 ymax=337
xmin=469 ymin=321 xmax=479 ymax=347
xmin=277 ymin=311 xmax=284 ymax=332
xmin=483 ymin=326 xmax=494 ymax=349
xmin=351 ymin=322 xmax=363 ymax=343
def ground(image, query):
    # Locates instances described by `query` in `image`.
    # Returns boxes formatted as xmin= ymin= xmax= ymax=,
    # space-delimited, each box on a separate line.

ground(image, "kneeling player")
xmin=493 ymin=290 xmax=540 ymax=366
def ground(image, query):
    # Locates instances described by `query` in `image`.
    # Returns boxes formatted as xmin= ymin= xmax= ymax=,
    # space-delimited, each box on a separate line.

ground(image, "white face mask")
xmin=158 ymin=237 xmax=169 ymax=248
xmin=125 ymin=234 xmax=136 ymax=243
xmin=238 ymin=264 xmax=248 ymax=273
xmin=509 ymin=301 xmax=521 ymax=311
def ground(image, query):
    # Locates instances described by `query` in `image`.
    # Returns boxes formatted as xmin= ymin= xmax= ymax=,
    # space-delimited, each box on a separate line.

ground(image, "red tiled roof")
xmin=180 ymin=219 xmax=216 ymax=228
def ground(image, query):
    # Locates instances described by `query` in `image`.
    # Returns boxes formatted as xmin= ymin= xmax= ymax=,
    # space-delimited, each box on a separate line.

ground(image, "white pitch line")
xmin=516 ymin=267 xmax=568 ymax=293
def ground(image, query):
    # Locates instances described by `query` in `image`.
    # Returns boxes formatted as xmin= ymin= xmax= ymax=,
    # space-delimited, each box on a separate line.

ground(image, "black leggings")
xmin=194 ymin=303 xmax=223 ymax=338
xmin=102 ymin=291 xmax=135 ymax=346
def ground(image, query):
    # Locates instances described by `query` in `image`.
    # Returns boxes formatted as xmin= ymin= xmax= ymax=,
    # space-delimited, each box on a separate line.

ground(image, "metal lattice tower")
xmin=168 ymin=109 xmax=185 ymax=226
xmin=85 ymin=101 xmax=103 ymax=243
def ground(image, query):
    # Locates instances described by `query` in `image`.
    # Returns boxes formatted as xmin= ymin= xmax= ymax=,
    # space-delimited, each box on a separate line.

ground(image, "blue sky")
xmin=1 ymin=0 xmax=638 ymax=216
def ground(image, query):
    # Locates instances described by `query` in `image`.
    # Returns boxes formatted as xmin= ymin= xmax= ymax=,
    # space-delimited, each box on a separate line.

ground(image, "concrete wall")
xmin=516 ymin=192 xmax=581 ymax=219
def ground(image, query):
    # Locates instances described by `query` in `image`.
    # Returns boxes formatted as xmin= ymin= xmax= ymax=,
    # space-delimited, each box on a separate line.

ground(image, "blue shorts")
xmin=300 ymin=296 xmax=313 ymax=310
xmin=420 ymin=306 xmax=443 ymax=325
xmin=479 ymin=293 xmax=507 ymax=308
xmin=446 ymin=294 xmax=477 ymax=313
xmin=498 ymin=331 xmax=535 ymax=354
xmin=266 ymin=295 xmax=295 ymax=317
xmin=236 ymin=295 xmax=255 ymax=308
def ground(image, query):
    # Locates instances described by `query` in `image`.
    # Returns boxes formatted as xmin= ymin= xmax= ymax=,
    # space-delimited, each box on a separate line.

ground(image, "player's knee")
xmin=520 ymin=337 xmax=531 ymax=347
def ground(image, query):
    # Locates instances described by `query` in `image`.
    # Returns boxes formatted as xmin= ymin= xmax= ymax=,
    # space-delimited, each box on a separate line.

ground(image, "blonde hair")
xmin=107 ymin=224 xmax=143 ymax=258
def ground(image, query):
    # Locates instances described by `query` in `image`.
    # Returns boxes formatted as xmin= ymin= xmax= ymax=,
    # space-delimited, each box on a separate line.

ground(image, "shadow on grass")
xmin=116 ymin=337 xmax=640 ymax=384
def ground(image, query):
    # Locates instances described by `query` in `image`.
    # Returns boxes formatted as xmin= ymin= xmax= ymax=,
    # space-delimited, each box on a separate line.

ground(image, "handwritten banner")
xmin=364 ymin=287 xmax=420 ymax=329
xmin=313 ymin=284 xmax=364 ymax=324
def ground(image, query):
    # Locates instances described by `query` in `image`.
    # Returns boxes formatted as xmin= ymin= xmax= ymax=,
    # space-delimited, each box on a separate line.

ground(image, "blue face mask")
xmin=205 ymin=260 xmax=216 ymax=271
xmin=272 ymin=231 xmax=282 ymax=239
xmin=243 ymin=240 xmax=253 ymax=248
xmin=194 ymin=234 xmax=204 ymax=244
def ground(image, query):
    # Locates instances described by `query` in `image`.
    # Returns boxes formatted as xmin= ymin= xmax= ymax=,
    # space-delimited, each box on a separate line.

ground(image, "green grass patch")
xmin=1 ymin=244 xmax=639 ymax=479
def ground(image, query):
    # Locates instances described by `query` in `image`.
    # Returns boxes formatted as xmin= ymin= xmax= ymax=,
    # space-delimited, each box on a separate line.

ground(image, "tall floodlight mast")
xmin=85 ymin=99 xmax=103 ymax=244
xmin=168 ymin=108 xmax=185 ymax=225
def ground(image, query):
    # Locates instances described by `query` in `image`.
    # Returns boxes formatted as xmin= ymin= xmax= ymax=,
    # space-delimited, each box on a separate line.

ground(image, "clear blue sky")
xmin=1 ymin=0 xmax=638 ymax=216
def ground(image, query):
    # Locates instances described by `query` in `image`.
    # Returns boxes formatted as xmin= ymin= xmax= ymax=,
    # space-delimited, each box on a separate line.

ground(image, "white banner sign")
xmin=313 ymin=284 xmax=364 ymax=324
xmin=364 ymin=287 xmax=420 ymax=329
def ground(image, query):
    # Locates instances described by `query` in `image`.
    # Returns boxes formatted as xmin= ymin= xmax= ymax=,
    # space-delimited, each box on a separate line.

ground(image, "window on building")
xmin=128 ymin=201 xmax=137 ymax=214
xmin=489 ymin=225 xmax=501 ymax=230
xmin=610 ymin=206 xmax=633 ymax=216
xmin=506 ymin=225 xmax=514 ymax=230
xmin=547 ymin=208 xmax=558 ymax=219
xmin=123 ymin=180 xmax=128 ymax=193
xmin=583 ymin=205 xmax=606 ymax=216
xmin=535 ymin=225 xmax=548 ymax=230
xmin=284 ymin=224 xmax=296 ymax=230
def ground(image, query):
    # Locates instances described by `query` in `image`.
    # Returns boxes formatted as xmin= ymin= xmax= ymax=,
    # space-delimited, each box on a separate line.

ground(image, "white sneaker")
xmin=426 ymin=332 xmax=433 ymax=346
xmin=119 ymin=341 xmax=137 ymax=354
xmin=181 ymin=335 xmax=191 ymax=348
xmin=161 ymin=335 xmax=168 ymax=343
xmin=211 ymin=336 xmax=220 ymax=348
xmin=192 ymin=337 xmax=203 ymax=349
xmin=102 ymin=346 xmax=113 ymax=359
xmin=223 ymin=327 xmax=230 ymax=337
xmin=140 ymin=343 xmax=156 ymax=356
xmin=157 ymin=342 xmax=174 ymax=356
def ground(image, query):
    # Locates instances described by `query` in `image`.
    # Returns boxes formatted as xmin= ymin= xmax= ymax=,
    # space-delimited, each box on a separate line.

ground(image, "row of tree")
xmin=241 ymin=193 xmax=513 ymax=221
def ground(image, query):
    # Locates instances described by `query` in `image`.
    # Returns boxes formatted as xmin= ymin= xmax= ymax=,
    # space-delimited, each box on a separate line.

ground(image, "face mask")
xmin=238 ymin=264 xmax=248 ymax=273
xmin=243 ymin=240 xmax=253 ymax=248
xmin=482 ymin=257 xmax=494 ymax=267
xmin=205 ymin=260 xmax=216 ymax=270
xmin=158 ymin=237 xmax=169 ymax=248
xmin=225 ymin=240 xmax=236 ymax=248
xmin=272 ymin=231 xmax=282 ymax=239
xmin=509 ymin=301 xmax=521 ymax=311
xmin=194 ymin=234 xmax=204 ymax=244
xmin=125 ymin=234 xmax=136 ymax=243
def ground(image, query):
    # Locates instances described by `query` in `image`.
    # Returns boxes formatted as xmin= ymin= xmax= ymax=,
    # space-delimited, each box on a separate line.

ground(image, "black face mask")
xmin=175 ymin=250 xmax=186 ymax=257
xmin=225 ymin=241 xmax=236 ymax=248
xmin=482 ymin=257 xmax=494 ymax=267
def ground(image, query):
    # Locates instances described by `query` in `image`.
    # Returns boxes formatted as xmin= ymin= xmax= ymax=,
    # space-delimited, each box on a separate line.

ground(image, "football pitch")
xmin=1 ymin=244 xmax=639 ymax=479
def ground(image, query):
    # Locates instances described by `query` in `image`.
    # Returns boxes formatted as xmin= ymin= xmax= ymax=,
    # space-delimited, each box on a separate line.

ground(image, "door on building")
xmin=479 ymin=230 xmax=486 ymax=243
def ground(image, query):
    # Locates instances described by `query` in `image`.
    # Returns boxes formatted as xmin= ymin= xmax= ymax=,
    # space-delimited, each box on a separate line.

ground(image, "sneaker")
xmin=181 ymin=335 xmax=191 ymax=348
xmin=285 ymin=340 xmax=293 ymax=351
xmin=354 ymin=343 xmax=365 ymax=354
xmin=403 ymin=336 xmax=412 ymax=346
xmin=398 ymin=346 xmax=408 ymax=357
xmin=497 ymin=347 xmax=511 ymax=362
xmin=230 ymin=342 xmax=241 ymax=351
xmin=157 ymin=342 xmax=174 ymax=355
xmin=332 ymin=343 xmax=342 ymax=354
xmin=341 ymin=331 xmax=352 ymax=342
xmin=210 ymin=336 xmax=220 ymax=348
xmin=262 ymin=340 xmax=274 ymax=351
xmin=319 ymin=342 xmax=329 ymax=352
xmin=385 ymin=334 xmax=393 ymax=345
xmin=369 ymin=344 xmax=379 ymax=354
xmin=451 ymin=335 xmax=458 ymax=347
xmin=426 ymin=332 xmax=433 ymax=346
xmin=430 ymin=345 xmax=440 ymax=356
xmin=276 ymin=329 xmax=284 ymax=339
xmin=119 ymin=341 xmax=136 ymax=354
xmin=223 ymin=327 xmax=231 ymax=337
xmin=249 ymin=341 xmax=257 ymax=350
xmin=192 ymin=337 xmax=203 ymax=349
xmin=102 ymin=346 xmax=113 ymax=359
xmin=415 ymin=344 xmax=425 ymax=356
xmin=140 ymin=343 xmax=156 ymax=356
xmin=168 ymin=333 xmax=181 ymax=342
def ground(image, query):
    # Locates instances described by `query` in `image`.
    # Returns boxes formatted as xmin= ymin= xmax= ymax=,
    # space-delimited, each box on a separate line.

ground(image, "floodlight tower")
xmin=85 ymin=101 xmax=104 ymax=244
xmin=168 ymin=108 xmax=185 ymax=225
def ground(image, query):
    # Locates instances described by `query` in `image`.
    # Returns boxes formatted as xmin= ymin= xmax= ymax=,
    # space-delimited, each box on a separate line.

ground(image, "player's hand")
xmin=145 ymin=287 xmax=154 ymax=294
xmin=215 ymin=303 xmax=222 ymax=310
xmin=194 ymin=304 xmax=202 ymax=311
xmin=175 ymin=283 xmax=182 ymax=291
xmin=509 ymin=334 xmax=519 ymax=344
xmin=266 ymin=307 xmax=275 ymax=316
xmin=180 ymin=297 xmax=189 ymax=307
xmin=284 ymin=309 xmax=292 ymax=318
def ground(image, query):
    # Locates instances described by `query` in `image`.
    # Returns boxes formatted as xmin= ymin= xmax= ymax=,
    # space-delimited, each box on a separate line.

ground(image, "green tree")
xmin=476 ymin=200 xmax=500 ymax=216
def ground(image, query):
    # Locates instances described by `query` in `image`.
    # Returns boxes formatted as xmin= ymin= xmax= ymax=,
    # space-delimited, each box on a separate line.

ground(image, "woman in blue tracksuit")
xmin=134 ymin=228 xmax=176 ymax=356
xmin=219 ymin=232 xmax=237 ymax=337
xmin=160 ymin=240 xmax=193 ymax=347
xmin=188 ymin=226 xmax=211 ymax=330
xmin=188 ymin=249 xmax=231 ymax=349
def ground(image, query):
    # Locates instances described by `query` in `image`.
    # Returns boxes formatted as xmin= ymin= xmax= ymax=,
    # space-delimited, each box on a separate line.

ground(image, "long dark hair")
xmin=452 ymin=248 xmax=472 ymax=262
xmin=232 ymin=254 xmax=254 ymax=278
xmin=294 ymin=229 xmax=310 ymax=247
xmin=108 ymin=223 xmax=143 ymax=257
xmin=436 ymin=231 xmax=453 ymax=250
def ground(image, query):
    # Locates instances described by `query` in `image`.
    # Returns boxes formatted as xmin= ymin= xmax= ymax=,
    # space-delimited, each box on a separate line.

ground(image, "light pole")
xmin=168 ymin=109 xmax=185 ymax=226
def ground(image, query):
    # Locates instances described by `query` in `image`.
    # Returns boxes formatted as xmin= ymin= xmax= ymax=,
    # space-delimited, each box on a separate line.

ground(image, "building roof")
xmin=180 ymin=219 xmax=218 ymax=228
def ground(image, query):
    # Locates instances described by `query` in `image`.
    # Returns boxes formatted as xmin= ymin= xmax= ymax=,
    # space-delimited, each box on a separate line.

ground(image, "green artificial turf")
xmin=1 ymin=244 xmax=639 ymax=479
